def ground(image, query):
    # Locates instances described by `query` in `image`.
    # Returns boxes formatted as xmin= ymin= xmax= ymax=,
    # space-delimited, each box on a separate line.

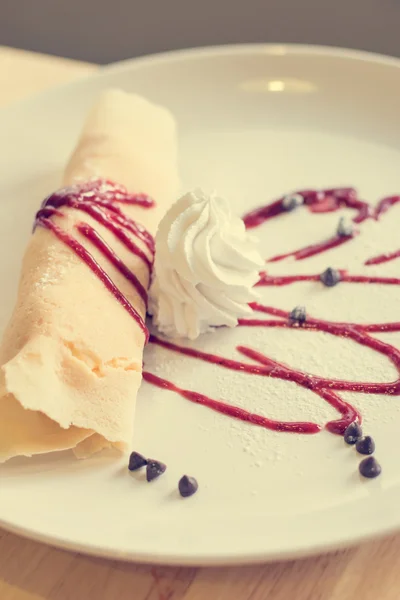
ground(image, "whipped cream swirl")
xmin=149 ymin=189 xmax=264 ymax=339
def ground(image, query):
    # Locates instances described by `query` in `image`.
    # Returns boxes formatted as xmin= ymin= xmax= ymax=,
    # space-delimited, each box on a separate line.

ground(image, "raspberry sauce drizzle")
xmin=39 ymin=218 xmax=149 ymax=342
xmin=243 ymin=187 xmax=372 ymax=229
xmin=145 ymin=187 xmax=400 ymax=436
xmin=142 ymin=371 xmax=319 ymax=433
xmin=365 ymin=249 xmax=400 ymax=266
xmin=243 ymin=188 xmax=400 ymax=264
xmin=37 ymin=179 xmax=155 ymax=258
xmin=35 ymin=179 xmax=155 ymax=341
xmin=257 ymin=270 xmax=400 ymax=287
xmin=240 ymin=304 xmax=400 ymax=395
xmin=267 ymin=234 xmax=355 ymax=263
xmin=145 ymin=332 xmax=360 ymax=434
xmin=77 ymin=223 xmax=148 ymax=304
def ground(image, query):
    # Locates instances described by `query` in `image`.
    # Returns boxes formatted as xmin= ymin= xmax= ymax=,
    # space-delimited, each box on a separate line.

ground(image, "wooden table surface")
xmin=1 ymin=45 xmax=400 ymax=600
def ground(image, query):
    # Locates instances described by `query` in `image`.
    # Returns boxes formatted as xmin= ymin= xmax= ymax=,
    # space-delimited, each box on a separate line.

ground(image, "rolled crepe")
xmin=0 ymin=90 xmax=179 ymax=461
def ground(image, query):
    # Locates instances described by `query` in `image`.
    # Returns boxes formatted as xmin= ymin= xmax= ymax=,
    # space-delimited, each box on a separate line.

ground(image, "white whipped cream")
xmin=148 ymin=189 xmax=264 ymax=339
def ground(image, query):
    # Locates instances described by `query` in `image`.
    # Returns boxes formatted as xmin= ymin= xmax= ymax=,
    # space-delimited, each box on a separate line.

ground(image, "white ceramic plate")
xmin=1 ymin=44 xmax=400 ymax=565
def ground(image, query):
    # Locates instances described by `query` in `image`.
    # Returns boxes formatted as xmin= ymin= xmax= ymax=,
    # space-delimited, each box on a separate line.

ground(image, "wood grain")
xmin=0 ymin=46 xmax=93 ymax=106
xmin=1 ymin=45 xmax=399 ymax=600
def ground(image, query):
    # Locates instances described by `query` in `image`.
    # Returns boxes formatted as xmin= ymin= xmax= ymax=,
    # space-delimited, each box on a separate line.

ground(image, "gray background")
xmin=1 ymin=0 xmax=400 ymax=64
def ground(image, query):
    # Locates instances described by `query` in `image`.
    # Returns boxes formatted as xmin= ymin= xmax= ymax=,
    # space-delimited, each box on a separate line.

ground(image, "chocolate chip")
xmin=337 ymin=217 xmax=354 ymax=237
xmin=356 ymin=436 xmax=375 ymax=455
xmin=320 ymin=267 xmax=341 ymax=287
xmin=282 ymin=193 xmax=304 ymax=211
xmin=128 ymin=451 xmax=148 ymax=471
xmin=359 ymin=456 xmax=381 ymax=478
xmin=178 ymin=475 xmax=199 ymax=497
xmin=146 ymin=460 xmax=167 ymax=482
xmin=289 ymin=305 xmax=306 ymax=326
xmin=344 ymin=422 xmax=362 ymax=445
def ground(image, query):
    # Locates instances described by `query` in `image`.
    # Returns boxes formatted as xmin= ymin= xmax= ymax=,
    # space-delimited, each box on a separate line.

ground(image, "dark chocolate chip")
xmin=128 ymin=451 xmax=148 ymax=471
xmin=282 ymin=193 xmax=304 ymax=211
xmin=320 ymin=267 xmax=341 ymax=287
xmin=178 ymin=475 xmax=199 ymax=497
xmin=337 ymin=217 xmax=354 ymax=238
xmin=359 ymin=456 xmax=381 ymax=478
xmin=356 ymin=435 xmax=375 ymax=455
xmin=146 ymin=459 xmax=167 ymax=482
xmin=289 ymin=305 xmax=307 ymax=326
xmin=344 ymin=422 xmax=362 ymax=445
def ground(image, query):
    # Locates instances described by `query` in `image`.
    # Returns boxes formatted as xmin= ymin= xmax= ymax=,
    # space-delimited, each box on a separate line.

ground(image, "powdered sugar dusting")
xmin=143 ymin=189 xmax=400 ymax=466
xmin=33 ymin=246 xmax=68 ymax=290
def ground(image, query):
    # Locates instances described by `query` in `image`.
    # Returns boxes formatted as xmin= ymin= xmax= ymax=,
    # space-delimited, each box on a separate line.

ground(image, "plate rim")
xmin=1 ymin=42 xmax=400 ymax=565
xmin=0 ymin=512 xmax=395 ymax=566
xmin=2 ymin=42 xmax=400 ymax=116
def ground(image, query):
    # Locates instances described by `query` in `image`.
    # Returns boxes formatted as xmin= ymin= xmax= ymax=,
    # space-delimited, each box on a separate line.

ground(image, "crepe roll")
xmin=0 ymin=90 xmax=179 ymax=462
